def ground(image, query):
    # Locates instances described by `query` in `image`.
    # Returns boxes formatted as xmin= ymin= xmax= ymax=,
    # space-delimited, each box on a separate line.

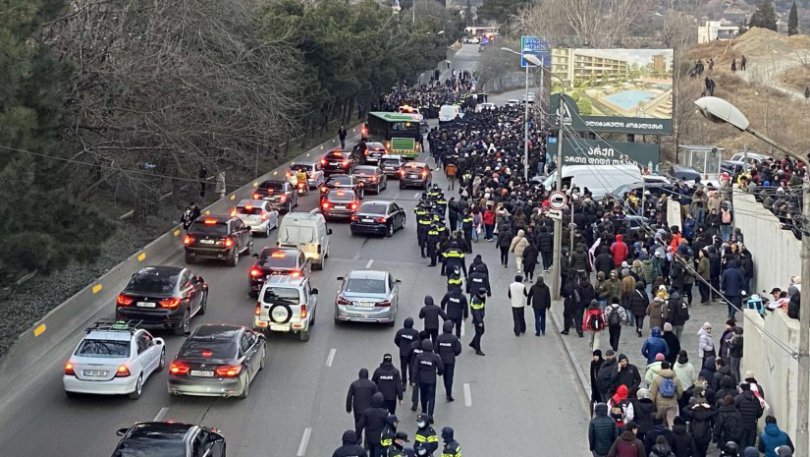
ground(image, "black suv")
xmin=399 ymin=162 xmax=432 ymax=189
xmin=252 ymin=180 xmax=297 ymax=213
xmin=248 ymin=247 xmax=312 ymax=297
xmin=321 ymin=148 xmax=358 ymax=175
xmin=112 ymin=422 xmax=225 ymax=457
xmin=184 ymin=215 xmax=253 ymax=266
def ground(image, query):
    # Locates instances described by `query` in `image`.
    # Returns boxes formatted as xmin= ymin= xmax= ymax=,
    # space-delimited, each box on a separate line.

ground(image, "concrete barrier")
xmin=734 ymin=192 xmax=801 ymax=292
xmin=0 ymin=128 xmax=358 ymax=389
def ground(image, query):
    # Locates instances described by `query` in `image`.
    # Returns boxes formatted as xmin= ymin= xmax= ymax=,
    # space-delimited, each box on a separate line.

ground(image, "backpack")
xmin=659 ymin=377 xmax=676 ymax=398
xmin=589 ymin=313 xmax=603 ymax=331
xmin=608 ymin=307 xmax=622 ymax=326
xmin=445 ymin=164 xmax=457 ymax=177
xmin=673 ymin=301 xmax=690 ymax=322
xmin=720 ymin=411 xmax=743 ymax=440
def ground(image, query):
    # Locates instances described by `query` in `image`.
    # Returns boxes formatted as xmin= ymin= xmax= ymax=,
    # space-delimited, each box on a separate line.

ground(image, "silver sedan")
xmin=334 ymin=270 xmax=400 ymax=326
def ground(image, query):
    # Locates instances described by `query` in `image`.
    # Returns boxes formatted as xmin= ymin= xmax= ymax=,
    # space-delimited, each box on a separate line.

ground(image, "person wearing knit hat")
xmin=742 ymin=447 xmax=759 ymax=457
xmin=661 ymin=323 xmax=681 ymax=365
xmin=645 ymin=353 xmax=665 ymax=386
xmin=671 ymin=416 xmax=697 ymax=457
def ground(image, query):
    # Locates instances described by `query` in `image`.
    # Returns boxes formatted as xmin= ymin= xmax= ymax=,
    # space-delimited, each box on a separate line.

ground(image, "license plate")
xmin=355 ymin=302 xmax=374 ymax=308
xmin=83 ymin=369 xmax=108 ymax=377
xmin=137 ymin=301 xmax=156 ymax=308
xmin=191 ymin=370 xmax=214 ymax=377
xmin=270 ymin=323 xmax=290 ymax=332
xmin=334 ymin=205 xmax=345 ymax=209
xmin=409 ymin=174 xmax=419 ymax=178
xmin=362 ymin=218 xmax=374 ymax=223
xmin=200 ymin=239 xmax=215 ymax=245
xmin=330 ymin=162 xmax=339 ymax=166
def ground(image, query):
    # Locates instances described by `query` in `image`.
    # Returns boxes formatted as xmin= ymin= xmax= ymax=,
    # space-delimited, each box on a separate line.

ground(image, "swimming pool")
xmin=604 ymin=90 xmax=656 ymax=110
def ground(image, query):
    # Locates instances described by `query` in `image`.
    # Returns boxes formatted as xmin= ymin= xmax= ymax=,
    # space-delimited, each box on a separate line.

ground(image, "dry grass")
xmin=780 ymin=66 xmax=810 ymax=92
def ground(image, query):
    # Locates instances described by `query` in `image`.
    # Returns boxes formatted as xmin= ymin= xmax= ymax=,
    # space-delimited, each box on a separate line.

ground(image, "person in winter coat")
xmin=597 ymin=350 xmax=619 ymax=400
xmin=611 ymin=234 xmax=629 ymax=267
xmin=584 ymin=299 xmax=607 ymax=349
xmin=728 ymin=327 xmax=743 ymax=383
xmin=608 ymin=421 xmax=647 ymax=457
xmin=666 ymin=292 xmax=690 ymax=340
xmin=612 ymin=354 xmax=642 ymax=393
xmin=621 ymin=272 xmax=638 ymax=326
xmin=356 ymin=392 xmax=389 ymax=453
xmin=696 ymin=250 xmax=711 ymax=304
xmin=644 ymin=419 xmax=676 ymax=452
xmin=418 ymin=295 xmax=447 ymax=345
xmin=332 ymin=430 xmax=368 ymax=457
xmin=496 ymin=225 xmax=514 ymax=268
xmin=347 ymin=368 xmax=379 ymax=429
xmin=372 ymin=354 xmax=403 ymax=414
xmin=412 ymin=339 xmax=444 ymax=422
xmin=661 ymin=323 xmax=681 ymax=365
xmin=713 ymin=395 xmax=744 ymax=448
xmin=646 ymin=298 xmax=667 ymax=334
xmin=711 ymin=359 xmax=734 ymax=393
xmin=645 ymin=353 xmax=666 ymax=386
xmin=735 ymin=383 xmax=764 ymax=448
xmin=673 ymin=351 xmax=697 ymax=393
xmin=714 ymin=376 xmax=737 ymax=409
xmin=650 ymin=361 xmax=683 ymax=427
xmin=590 ymin=403 xmax=620 ymax=457
xmin=522 ymin=241 xmax=539 ymax=282
xmin=605 ymin=298 xmax=628 ymax=351
xmin=572 ymin=242 xmax=592 ymax=273
xmin=596 ymin=246 xmax=616 ymax=278
xmin=606 ymin=271 xmax=623 ymax=306
xmin=697 ymin=322 xmax=715 ymax=369
xmin=685 ymin=389 xmax=715 ymax=457
xmin=649 ymin=435 xmax=676 ymax=457
xmin=698 ymin=356 xmax=717 ymax=386
xmin=630 ymin=282 xmax=651 ymax=337
xmin=627 ymin=387 xmax=657 ymax=441
xmin=670 ymin=416 xmax=698 ymax=457
xmin=394 ymin=318 xmax=420 ymax=386
xmin=721 ymin=261 xmax=744 ymax=319
xmin=509 ymin=229 xmax=531 ymax=274
xmin=719 ymin=319 xmax=737 ymax=363
xmin=609 ymin=385 xmax=632 ymax=427
xmin=435 ymin=321 xmax=461 ymax=402
xmin=528 ymin=276 xmax=552 ymax=336
xmin=758 ymin=416 xmax=795 ymax=457
xmin=591 ymin=349 xmax=606 ymax=406
xmin=642 ymin=327 xmax=670 ymax=364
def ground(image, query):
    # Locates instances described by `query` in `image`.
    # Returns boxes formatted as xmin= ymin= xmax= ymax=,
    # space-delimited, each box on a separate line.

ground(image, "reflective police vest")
xmin=442 ymin=442 xmax=462 ymax=457
xmin=435 ymin=225 xmax=447 ymax=235
xmin=427 ymin=228 xmax=439 ymax=237
xmin=380 ymin=425 xmax=395 ymax=448
xmin=470 ymin=297 xmax=485 ymax=310
xmin=447 ymin=277 xmax=463 ymax=287
xmin=461 ymin=216 xmax=473 ymax=226
xmin=415 ymin=427 xmax=438 ymax=448
xmin=443 ymin=249 xmax=464 ymax=260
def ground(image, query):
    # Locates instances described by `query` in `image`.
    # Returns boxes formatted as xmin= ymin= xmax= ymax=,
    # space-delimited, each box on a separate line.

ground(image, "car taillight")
xmin=216 ymin=365 xmax=243 ymax=378
xmin=342 ymin=160 xmax=349 ymax=167
xmin=298 ymin=182 xmax=305 ymax=188
xmin=224 ymin=238 xmax=234 ymax=248
xmin=320 ymin=159 xmax=327 ymax=165
xmin=322 ymin=201 xmax=331 ymax=210
xmin=255 ymin=302 xmax=261 ymax=315
xmin=115 ymin=365 xmax=131 ymax=377
xmin=279 ymin=195 xmax=287 ymax=203
xmin=183 ymin=235 xmax=194 ymax=246
xmin=261 ymin=213 xmax=269 ymax=220
xmin=369 ymin=176 xmax=377 ymax=183
xmin=376 ymin=217 xmax=386 ymax=223
xmin=170 ymin=361 xmax=189 ymax=375
xmin=320 ymin=186 xmax=328 ymax=194
xmin=399 ymin=170 xmax=404 ymax=176
xmin=250 ymin=267 xmax=263 ymax=278
xmin=64 ymin=362 xmax=75 ymax=376
xmin=290 ymin=270 xmax=302 ymax=278
xmin=160 ymin=297 xmax=181 ymax=309
xmin=376 ymin=300 xmax=392 ymax=307
xmin=350 ymin=214 xmax=359 ymax=222
xmin=337 ymin=296 xmax=350 ymax=305
xmin=230 ymin=209 xmax=237 ymax=217
xmin=300 ymin=304 xmax=308 ymax=319
xmin=252 ymin=193 xmax=260 ymax=199
xmin=348 ymin=202 xmax=358 ymax=210
xmin=422 ymin=171 xmax=428 ymax=178
xmin=117 ymin=294 xmax=134 ymax=306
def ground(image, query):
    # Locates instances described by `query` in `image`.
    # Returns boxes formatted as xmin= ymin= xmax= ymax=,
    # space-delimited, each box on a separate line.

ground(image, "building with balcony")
xmin=697 ymin=20 xmax=740 ymax=43
xmin=550 ymin=48 xmax=630 ymax=88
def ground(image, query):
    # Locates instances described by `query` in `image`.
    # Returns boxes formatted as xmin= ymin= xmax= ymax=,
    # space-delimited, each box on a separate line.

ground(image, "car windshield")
xmin=359 ymin=203 xmax=388 ymax=215
xmin=380 ymin=159 xmax=400 ymax=167
xmin=126 ymin=273 xmax=178 ymax=294
xmin=114 ymin=437 xmax=186 ymax=457
xmin=188 ymin=221 xmax=228 ymax=237
xmin=262 ymin=287 xmax=301 ymax=305
xmin=354 ymin=168 xmax=376 ymax=176
xmin=75 ymin=339 xmax=130 ymax=358
xmin=344 ymin=278 xmax=386 ymax=294
xmin=260 ymin=251 xmax=299 ymax=268
xmin=237 ymin=206 xmax=263 ymax=215
xmin=328 ymin=176 xmax=352 ymax=186
xmin=259 ymin=181 xmax=285 ymax=191
xmin=328 ymin=190 xmax=355 ymax=202
xmin=326 ymin=151 xmax=345 ymax=159
xmin=179 ymin=338 xmax=237 ymax=360
xmin=278 ymin=225 xmax=315 ymax=244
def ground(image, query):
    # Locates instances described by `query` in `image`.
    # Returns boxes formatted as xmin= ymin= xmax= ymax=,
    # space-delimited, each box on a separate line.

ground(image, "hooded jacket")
xmin=758 ymin=423 xmax=794 ymax=457
xmin=628 ymin=283 xmax=650 ymax=317
xmin=607 ymin=430 xmax=646 ymax=457
xmin=440 ymin=289 xmax=469 ymax=320
xmin=435 ymin=321 xmax=462 ymax=365
xmin=413 ymin=339 xmax=444 ymax=385
xmin=650 ymin=368 xmax=683 ymax=406
xmin=662 ymin=330 xmax=681 ymax=364
xmin=394 ymin=318 xmax=420 ymax=358
xmin=720 ymin=261 xmax=744 ymax=296
xmin=331 ymin=430 xmax=367 ymax=457
xmin=697 ymin=324 xmax=715 ymax=358
xmin=698 ymin=356 xmax=717 ymax=383
xmin=419 ymin=295 xmax=447 ymax=331
xmin=641 ymin=327 xmax=670 ymax=364
xmin=509 ymin=230 xmax=530 ymax=257
xmin=357 ymin=393 xmax=389 ymax=445
xmin=589 ymin=403 xmax=618 ymax=455
xmin=646 ymin=298 xmax=667 ymax=331
xmin=649 ymin=441 xmax=676 ymax=457
xmin=571 ymin=244 xmax=591 ymax=272
xmin=595 ymin=246 xmax=615 ymax=277
xmin=528 ymin=278 xmax=552 ymax=309
xmin=611 ymin=355 xmax=642 ymax=392
xmin=346 ymin=368 xmax=379 ymax=415
xmin=734 ymin=390 xmax=764 ymax=426
xmin=372 ymin=360 xmax=403 ymax=402
xmin=610 ymin=234 xmax=629 ymax=267
xmin=597 ymin=357 xmax=618 ymax=398
xmin=673 ymin=360 xmax=696 ymax=392
xmin=466 ymin=268 xmax=491 ymax=296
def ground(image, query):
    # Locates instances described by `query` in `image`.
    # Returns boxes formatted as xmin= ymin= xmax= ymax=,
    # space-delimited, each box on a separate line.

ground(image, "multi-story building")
xmin=550 ymin=48 xmax=630 ymax=88
xmin=697 ymin=20 xmax=740 ymax=43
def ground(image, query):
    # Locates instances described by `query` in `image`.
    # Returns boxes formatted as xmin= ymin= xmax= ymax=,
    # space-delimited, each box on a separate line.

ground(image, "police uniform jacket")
xmin=372 ymin=361 xmax=403 ymax=401
xmin=413 ymin=341 xmax=445 ymax=385
xmin=440 ymin=290 xmax=469 ymax=320
xmin=394 ymin=321 xmax=420 ymax=358
xmin=418 ymin=296 xmax=447 ymax=331
xmin=435 ymin=331 xmax=462 ymax=365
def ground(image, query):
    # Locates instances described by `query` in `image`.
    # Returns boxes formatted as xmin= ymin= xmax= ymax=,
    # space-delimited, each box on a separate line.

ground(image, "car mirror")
xmin=184 ymin=328 xmax=192 ymax=336
xmin=311 ymin=288 xmax=319 ymax=295
xmin=327 ymin=229 xmax=333 ymax=235
xmin=155 ymin=338 xmax=164 ymax=346
xmin=116 ymin=428 xmax=128 ymax=437
xmin=336 ymin=276 xmax=344 ymax=281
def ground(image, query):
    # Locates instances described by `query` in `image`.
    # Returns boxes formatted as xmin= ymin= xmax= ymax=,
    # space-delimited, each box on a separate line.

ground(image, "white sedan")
xmin=63 ymin=323 xmax=165 ymax=400
xmin=233 ymin=199 xmax=279 ymax=237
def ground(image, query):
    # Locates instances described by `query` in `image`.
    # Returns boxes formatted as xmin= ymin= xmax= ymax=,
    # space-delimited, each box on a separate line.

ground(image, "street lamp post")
xmin=695 ymin=96 xmax=810 ymax=457
xmin=500 ymin=47 xmax=543 ymax=182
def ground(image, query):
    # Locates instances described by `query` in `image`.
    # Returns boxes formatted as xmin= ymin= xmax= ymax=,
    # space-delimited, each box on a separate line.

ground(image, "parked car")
xmin=116 ymin=266 xmax=208 ymax=335
xmin=111 ymin=422 xmax=226 ymax=457
xmin=231 ymin=199 xmax=279 ymax=237
xmin=248 ymin=246 xmax=312 ymax=297
xmin=184 ymin=215 xmax=253 ymax=266
xmin=335 ymin=270 xmax=400 ymax=326
xmin=168 ymin=324 xmax=265 ymax=399
xmin=350 ymin=200 xmax=406 ymax=238
xmin=254 ymin=275 xmax=318 ymax=342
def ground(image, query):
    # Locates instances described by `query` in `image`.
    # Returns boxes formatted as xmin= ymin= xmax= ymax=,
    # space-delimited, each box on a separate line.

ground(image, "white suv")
xmin=254 ymin=276 xmax=319 ymax=341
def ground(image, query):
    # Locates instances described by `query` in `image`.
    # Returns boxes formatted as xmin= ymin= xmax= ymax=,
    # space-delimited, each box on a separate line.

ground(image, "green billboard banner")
xmin=550 ymin=94 xmax=673 ymax=135
xmin=546 ymin=137 xmax=661 ymax=171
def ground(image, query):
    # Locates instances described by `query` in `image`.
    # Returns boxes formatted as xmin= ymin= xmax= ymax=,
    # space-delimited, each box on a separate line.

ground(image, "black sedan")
xmin=350 ymin=200 xmax=406 ymax=238
xmin=112 ymin=422 xmax=226 ymax=457
xmin=168 ymin=324 xmax=265 ymax=399
xmin=352 ymin=165 xmax=387 ymax=194
xmin=116 ymin=266 xmax=208 ymax=336
xmin=320 ymin=174 xmax=365 ymax=200
xmin=321 ymin=149 xmax=358 ymax=175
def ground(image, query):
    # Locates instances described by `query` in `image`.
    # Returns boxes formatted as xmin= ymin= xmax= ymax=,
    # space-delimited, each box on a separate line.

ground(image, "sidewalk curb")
xmin=548 ymin=297 xmax=592 ymax=412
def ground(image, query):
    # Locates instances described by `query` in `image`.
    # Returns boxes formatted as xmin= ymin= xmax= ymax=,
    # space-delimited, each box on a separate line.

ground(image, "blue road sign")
xmin=547 ymin=136 xmax=558 ymax=145
xmin=520 ymin=35 xmax=550 ymax=68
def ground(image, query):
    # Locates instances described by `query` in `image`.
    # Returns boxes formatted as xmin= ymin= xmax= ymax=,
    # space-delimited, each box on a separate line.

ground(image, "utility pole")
xmin=523 ymin=62 xmax=530 ymax=182
xmin=797 ymin=180 xmax=810 ymax=457
xmin=551 ymin=100 xmax=569 ymax=299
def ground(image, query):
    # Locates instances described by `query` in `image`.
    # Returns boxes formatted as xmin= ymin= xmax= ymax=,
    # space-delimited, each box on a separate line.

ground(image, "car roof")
xmin=403 ymin=162 xmax=427 ymax=168
xmin=328 ymin=189 xmax=356 ymax=197
xmin=347 ymin=270 xmax=388 ymax=280
xmin=259 ymin=179 xmax=286 ymax=186
xmin=134 ymin=266 xmax=184 ymax=277
xmin=361 ymin=200 xmax=393 ymax=207
xmin=264 ymin=275 xmax=307 ymax=287
xmin=191 ymin=324 xmax=245 ymax=338
xmin=291 ymin=160 xmax=316 ymax=166
xmin=192 ymin=214 xmax=231 ymax=224
xmin=125 ymin=422 xmax=195 ymax=439
xmin=380 ymin=155 xmax=402 ymax=160
xmin=355 ymin=165 xmax=379 ymax=171
xmin=261 ymin=246 xmax=302 ymax=257
xmin=237 ymin=199 xmax=268 ymax=208
xmin=84 ymin=330 xmax=135 ymax=342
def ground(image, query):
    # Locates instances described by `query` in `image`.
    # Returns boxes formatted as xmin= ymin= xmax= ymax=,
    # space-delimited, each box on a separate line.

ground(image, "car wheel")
xmin=174 ymin=310 xmax=189 ymax=336
xmin=375 ymin=184 xmax=381 ymax=194
xmin=157 ymin=348 xmax=166 ymax=372
xmin=400 ymin=217 xmax=406 ymax=230
xmin=299 ymin=327 xmax=311 ymax=342
xmin=245 ymin=240 xmax=253 ymax=255
xmin=237 ymin=373 xmax=250 ymax=399
xmin=199 ymin=292 xmax=208 ymax=316
xmin=386 ymin=223 xmax=394 ymax=238
xmin=129 ymin=375 xmax=143 ymax=400
xmin=228 ymin=249 xmax=239 ymax=267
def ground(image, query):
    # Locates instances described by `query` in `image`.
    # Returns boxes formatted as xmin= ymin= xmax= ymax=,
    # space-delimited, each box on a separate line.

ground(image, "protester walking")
xmin=527 ymin=276 xmax=551 ymax=336
xmin=508 ymin=275 xmax=528 ymax=336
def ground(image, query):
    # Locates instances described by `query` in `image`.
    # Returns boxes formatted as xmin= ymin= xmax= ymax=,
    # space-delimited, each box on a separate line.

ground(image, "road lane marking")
xmin=460 ymin=321 xmax=465 ymax=337
xmin=326 ymin=348 xmax=337 ymax=367
xmin=463 ymin=383 xmax=472 ymax=407
xmin=154 ymin=407 xmax=169 ymax=421
xmin=413 ymin=192 xmax=421 ymax=199
xmin=365 ymin=259 xmax=374 ymax=268
xmin=296 ymin=427 xmax=312 ymax=456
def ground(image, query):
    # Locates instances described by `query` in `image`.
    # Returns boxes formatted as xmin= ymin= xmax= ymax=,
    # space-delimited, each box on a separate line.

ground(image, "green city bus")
xmin=366 ymin=112 xmax=422 ymax=159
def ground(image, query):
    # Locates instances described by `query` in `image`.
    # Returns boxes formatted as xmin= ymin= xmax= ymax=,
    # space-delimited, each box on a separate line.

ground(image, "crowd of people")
xmin=373 ymin=72 xmax=476 ymax=119
xmin=738 ymin=157 xmax=807 ymax=244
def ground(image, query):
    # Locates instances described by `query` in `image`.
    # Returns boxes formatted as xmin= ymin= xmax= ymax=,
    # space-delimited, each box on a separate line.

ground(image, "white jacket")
xmin=508 ymin=282 xmax=527 ymax=308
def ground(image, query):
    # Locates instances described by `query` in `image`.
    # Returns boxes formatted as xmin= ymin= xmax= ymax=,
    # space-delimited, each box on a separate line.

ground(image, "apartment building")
xmin=550 ymin=48 xmax=630 ymax=87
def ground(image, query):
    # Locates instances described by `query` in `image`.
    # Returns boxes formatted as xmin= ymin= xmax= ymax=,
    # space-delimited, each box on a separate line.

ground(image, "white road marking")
xmin=463 ymin=384 xmax=472 ymax=407
xmin=460 ymin=321 xmax=465 ymax=337
xmin=154 ymin=407 xmax=169 ymax=421
xmin=326 ymin=348 xmax=337 ymax=367
xmin=413 ymin=192 xmax=422 ymax=199
xmin=365 ymin=259 xmax=374 ymax=268
xmin=296 ymin=427 xmax=312 ymax=456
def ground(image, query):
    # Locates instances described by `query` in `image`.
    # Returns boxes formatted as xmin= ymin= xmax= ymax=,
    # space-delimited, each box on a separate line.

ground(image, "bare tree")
xmin=660 ymin=10 xmax=697 ymax=49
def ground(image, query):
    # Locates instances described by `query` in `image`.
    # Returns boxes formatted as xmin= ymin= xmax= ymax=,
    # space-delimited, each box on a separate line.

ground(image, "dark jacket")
xmin=357 ymin=393 xmax=388 ymax=445
xmin=537 ymin=228 xmax=554 ymax=252
xmin=630 ymin=397 xmax=656 ymax=436
xmin=671 ymin=423 xmax=697 ymax=457
xmin=435 ymin=321 xmax=462 ymax=365
xmin=466 ymin=270 xmax=491 ymax=296
xmin=589 ymin=403 xmax=619 ymax=455
xmin=413 ymin=339 xmax=444 ymax=385
xmin=332 ymin=430 xmax=368 ymax=457
xmin=597 ymin=358 xmax=618 ymax=398
xmin=685 ymin=400 xmax=716 ymax=444
xmin=372 ymin=361 xmax=403 ymax=402
xmin=720 ymin=262 xmax=744 ymax=297
xmin=628 ymin=285 xmax=650 ymax=317
xmin=607 ymin=430 xmax=646 ymax=457
xmin=662 ymin=332 xmax=681 ymax=365
xmin=644 ymin=425 xmax=676 ymax=452
xmin=734 ymin=390 xmax=764 ymax=426
xmin=595 ymin=247 xmax=615 ymax=277
xmin=522 ymin=242 xmax=539 ymax=266
xmin=346 ymin=368 xmax=378 ymax=414
xmin=571 ymin=244 xmax=591 ymax=272
xmin=611 ymin=355 xmax=642 ymax=392
xmin=440 ymin=289 xmax=469 ymax=320
xmin=713 ymin=403 xmax=744 ymax=444
xmin=394 ymin=318 xmax=420 ymax=358
xmin=527 ymin=279 xmax=552 ymax=309
xmin=418 ymin=296 xmax=447 ymax=331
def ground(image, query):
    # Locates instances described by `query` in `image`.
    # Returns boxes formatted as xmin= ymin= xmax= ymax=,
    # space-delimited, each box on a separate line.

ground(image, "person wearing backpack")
xmin=734 ymin=383 xmax=764 ymax=448
xmin=584 ymin=299 xmax=608 ymax=350
xmin=641 ymin=327 xmax=670 ymax=365
xmin=684 ymin=386 xmax=715 ymax=457
xmin=713 ymin=395 xmax=743 ymax=449
xmin=605 ymin=298 xmax=628 ymax=351
xmin=666 ymin=292 xmax=690 ymax=340
xmin=650 ymin=361 xmax=683 ymax=427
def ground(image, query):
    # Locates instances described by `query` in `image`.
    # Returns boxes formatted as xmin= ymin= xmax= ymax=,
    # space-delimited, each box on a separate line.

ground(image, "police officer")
xmin=372 ymin=354 xmax=403 ymax=414
xmin=426 ymin=223 xmax=440 ymax=267
xmin=440 ymin=427 xmax=461 ymax=457
xmin=435 ymin=321 xmax=461 ymax=401
xmin=415 ymin=201 xmax=433 ymax=257
xmin=465 ymin=263 xmax=491 ymax=303
xmin=332 ymin=430 xmax=368 ymax=457
xmin=413 ymin=340 xmax=444 ymax=422
xmin=427 ymin=184 xmax=441 ymax=200
xmin=379 ymin=414 xmax=398 ymax=455
xmin=347 ymin=369 xmax=379 ymax=430
xmin=394 ymin=318 xmax=419 ymax=387
xmin=413 ymin=442 xmax=431 ymax=457
xmin=357 ymin=392 xmax=390 ymax=457
xmin=409 ymin=331 xmax=431 ymax=411
xmin=469 ymin=287 xmax=487 ymax=356
xmin=445 ymin=267 xmax=463 ymax=293
xmin=414 ymin=413 xmax=439 ymax=454
xmin=440 ymin=286 xmax=468 ymax=337
xmin=460 ymin=209 xmax=473 ymax=253
xmin=386 ymin=432 xmax=413 ymax=457
xmin=418 ymin=295 xmax=447 ymax=344
xmin=434 ymin=192 xmax=447 ymax=221
xmin=441 ymin=242 xmax=466 ymax=277
xmin=449 ymin=230 xmax=469 ymax=255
